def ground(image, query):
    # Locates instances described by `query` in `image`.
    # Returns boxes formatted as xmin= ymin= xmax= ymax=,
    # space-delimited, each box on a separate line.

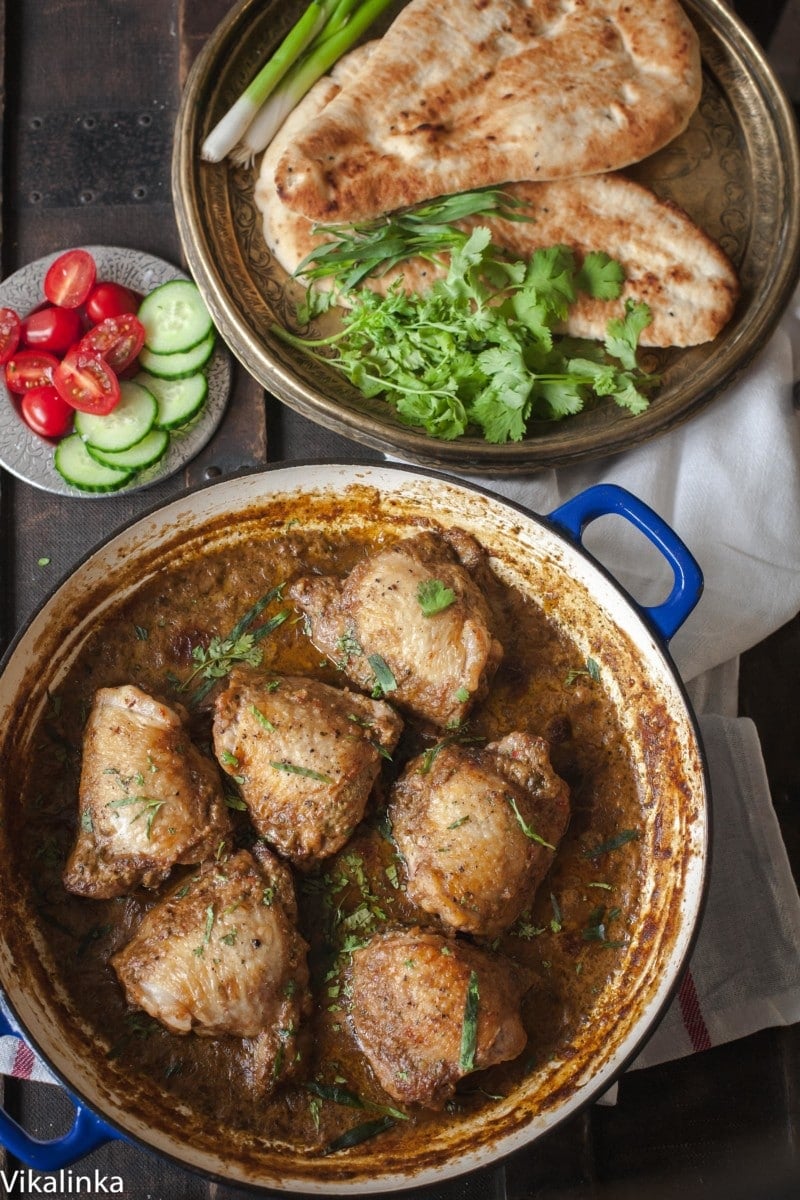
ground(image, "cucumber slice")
xmin=54 ymin=434 xmax=133 ymax=493
xmin=87 ymin=428 xmax=170 ymax=471
xmin=74 ymin=380 xmax=157 ymax=452
xmin=138 ymin=279 xmax=213 ymax=355
xmin=135 ymin=370 xmax=209 ymax=429
xmin=138 ymin=330 xmax=216 ymax=380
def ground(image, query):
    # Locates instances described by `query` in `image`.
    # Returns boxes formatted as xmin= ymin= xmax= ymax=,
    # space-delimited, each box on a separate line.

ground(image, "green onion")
xmin=203 ymin=0 xmax=396 ymax=167
xmin=201 ymin=0 xmax=331 ymax=163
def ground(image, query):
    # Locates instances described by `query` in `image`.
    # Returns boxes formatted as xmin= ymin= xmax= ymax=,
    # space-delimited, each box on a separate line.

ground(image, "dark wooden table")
xmin=0 ymin=2 xmax=798 ymax=1198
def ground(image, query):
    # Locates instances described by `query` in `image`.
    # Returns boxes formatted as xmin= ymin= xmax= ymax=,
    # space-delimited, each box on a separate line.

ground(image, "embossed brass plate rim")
xmin=173 ymin=0 xmax=800 ymax=475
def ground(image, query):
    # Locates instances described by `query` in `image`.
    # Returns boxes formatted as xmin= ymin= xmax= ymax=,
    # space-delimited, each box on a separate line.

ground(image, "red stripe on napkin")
xmin=12 ymin=1038 xmax=35 ymax=1080
xmin=678 ymin=970 xmax=712 ymax=1052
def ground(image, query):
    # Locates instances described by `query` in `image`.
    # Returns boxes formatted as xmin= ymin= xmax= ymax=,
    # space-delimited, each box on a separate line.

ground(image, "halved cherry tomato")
xmin=21 ymin=305 xmax=82 ymax=355
xmin=5 ymin=348 xmax=60 ymax=393
xmin=20 ymin=385 xmax=75 ymax=439
xmin=43 ymin=249 xmax=96 ymax=309
xmin=85 ymin=281 xmax=139 ymax=323
xmin=53 ymin=348 xmax=120 ymax=415
xmin=80 ymin=313 xmax=145 ymax=373
xmin=0 ymin=308 xmax=21 ymax=365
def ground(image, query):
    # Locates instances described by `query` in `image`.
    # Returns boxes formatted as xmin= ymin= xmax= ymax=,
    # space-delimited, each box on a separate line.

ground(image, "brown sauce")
xmin=13 ymin=524 xmax=644 ymax=1157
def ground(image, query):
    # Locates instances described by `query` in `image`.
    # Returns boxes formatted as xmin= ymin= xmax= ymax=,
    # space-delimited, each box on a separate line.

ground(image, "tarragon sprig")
xmin=295 ymin=188 xmax=534 ymax=291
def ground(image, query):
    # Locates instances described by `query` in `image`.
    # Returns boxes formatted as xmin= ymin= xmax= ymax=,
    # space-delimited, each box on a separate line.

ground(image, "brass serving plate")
xmin=173 ymin=0 xmax=800 ymax=475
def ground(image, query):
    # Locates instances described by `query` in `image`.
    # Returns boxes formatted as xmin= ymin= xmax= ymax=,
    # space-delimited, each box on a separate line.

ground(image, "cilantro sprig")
xmin=277 ymin=212 xmax=657 ymax=444
xmin=417 ymin=578 xmax=456 ymax=616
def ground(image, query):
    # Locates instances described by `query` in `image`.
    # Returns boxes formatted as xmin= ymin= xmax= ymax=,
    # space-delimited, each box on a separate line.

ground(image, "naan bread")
xmin=255 ymin=52 xmax=739 ymax=348
xmin=273 ymin=0 xmax=702 ymax=224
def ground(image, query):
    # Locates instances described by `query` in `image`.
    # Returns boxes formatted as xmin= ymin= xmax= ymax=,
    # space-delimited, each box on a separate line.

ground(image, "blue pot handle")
xmin=0 ymin=998 xmax=120 ymax=1169
xmin=547 ymin=484 xmax=703 ymax=643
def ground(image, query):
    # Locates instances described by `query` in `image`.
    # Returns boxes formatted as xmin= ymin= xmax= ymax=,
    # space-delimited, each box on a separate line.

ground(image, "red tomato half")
xmin=21 ymin=305 xmax=82 ymax=355
xmin=20 ymin=385 xmax=75 ymax=439
xmin=85 ymin=281 xmax=140 ymax=323
xmin=53 ymin=348 xmax=120 ymax=415
xmin=0 ymin=308 xmax=21 ymax=365
xmin=43 ymin=249 xmax=97 ymax=309
xmin=5 ymin=348 xmax=60 ymax=393
xmin=80 ymin=313 xmax=145 ymax=373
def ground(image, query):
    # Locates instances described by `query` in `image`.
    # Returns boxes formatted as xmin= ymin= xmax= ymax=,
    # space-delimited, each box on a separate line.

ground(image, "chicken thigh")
xmin=111 ymin=848 xmax=311 ymax=1096
xmin=349 ymin=927 xmax=529 ymax=1108
xmin=390 ymin=732 xmax=570 ymax=936
xmin=212 ymin=670 xmax=403 ymax=866
xmin=63 ymin=685 xmax=230 ymax=900
xmin=289 ymin=530 xmax=503 ymax=728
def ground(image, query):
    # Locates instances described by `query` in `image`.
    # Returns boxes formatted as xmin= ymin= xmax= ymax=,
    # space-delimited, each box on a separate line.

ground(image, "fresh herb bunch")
xmin=278 ymin=223 xmax=657 ymax=444
xmin=294 ymin=188 xmax=534 ymax=290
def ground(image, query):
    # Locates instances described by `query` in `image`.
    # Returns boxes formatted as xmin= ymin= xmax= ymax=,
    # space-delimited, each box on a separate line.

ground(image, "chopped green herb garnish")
xmin=323 ymin=1115 xmax=397 ymax=1154
xmin=250 ymin=704 xmax=276 ymax=732
xmin=192 ymin=905 xmax=215 ymax=956
xmin=368 ymin=653 xmax=397 ymax=697
xmin=582 ymin=904 xmax=626 ymax=948
xmin=566 ymin=657 xmax=601 ymax=686
xmin=507 ymin=795 xmax=555 ymax=849
xmin=305 ymin=1081 xmax=407 ymax=1122
xmin=224 ymin=792 xmax=248 ymax=811
xmin=270 ymin=761 xmax=334 ymax=783
xmin=107 ymin=794 xmax=166 ymax=840
xmin=459 ymin=970 xmax=480 ymax=1073
xmin=417 ymin=578 xmax=456 ymax=616
xmin=583 ymin=829 xmax=640 ymax=859
xmin=335 ymin=629 xmax=363 ymax=664
xmin=419 ymin=729 xmax=483 ymax=774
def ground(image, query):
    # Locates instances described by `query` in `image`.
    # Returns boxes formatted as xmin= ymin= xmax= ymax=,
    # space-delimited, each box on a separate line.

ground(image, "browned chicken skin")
xmin=390 ymin=732 xmax=570 ymax=936
xmin=212 ymin=670 xmax=403 ymax=866
xmin=63 ymin=685 xmax=230 ymax=900
xmin=349 ymin=927 xmax=530 ymax=1108
xmin=111 ymin=848 xmax=311 ymax=1096
xmin=289 ymin=530 xmax=503 ymax=728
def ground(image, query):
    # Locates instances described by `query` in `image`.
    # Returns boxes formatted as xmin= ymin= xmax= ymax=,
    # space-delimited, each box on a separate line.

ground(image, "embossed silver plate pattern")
xmin=173 ymin=0 xmax=800 ymax=475
xmin=0 ymin=246 xmax=231 ymax=497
